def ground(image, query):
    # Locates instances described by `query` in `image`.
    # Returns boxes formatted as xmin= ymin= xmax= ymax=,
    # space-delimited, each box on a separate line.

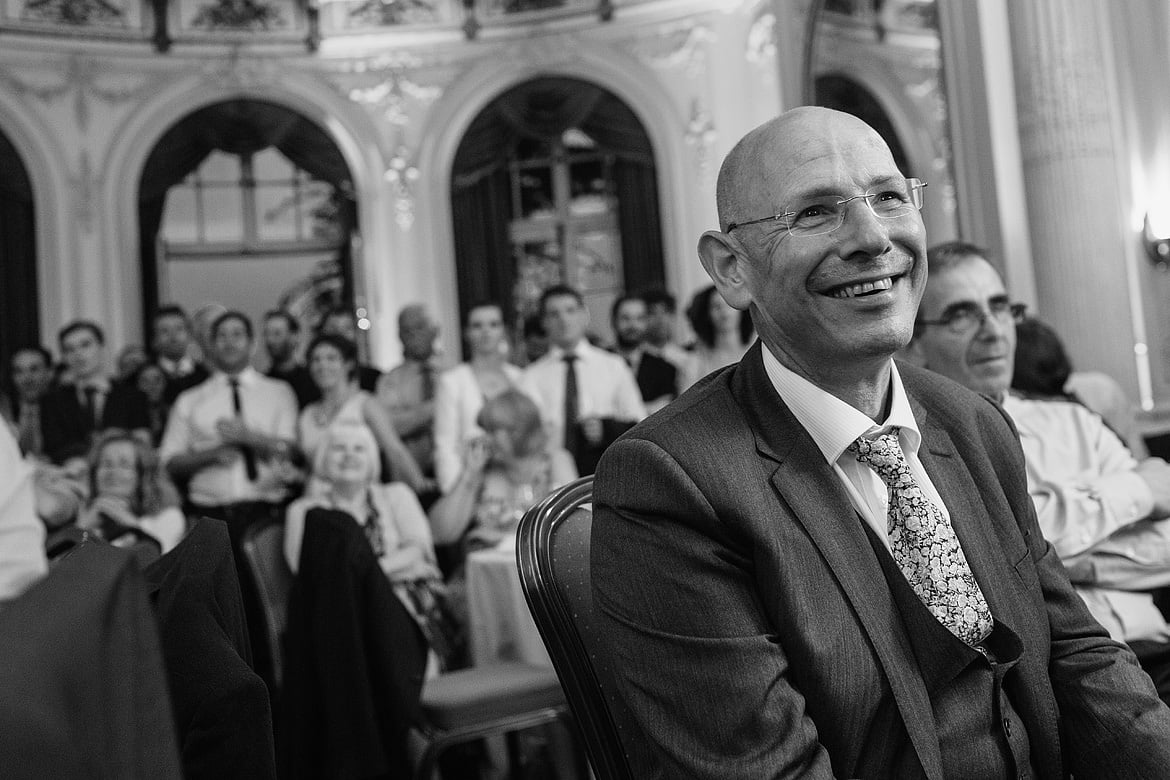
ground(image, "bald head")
xmin=716 ymin=107 xmax=896 ymax=232
xmin=398 ymin=303 xmax=438 ymax=361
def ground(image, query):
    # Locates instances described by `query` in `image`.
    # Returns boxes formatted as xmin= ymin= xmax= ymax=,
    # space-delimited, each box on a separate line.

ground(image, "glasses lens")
xmin=785 ymin=198 xmax=845 ymax=237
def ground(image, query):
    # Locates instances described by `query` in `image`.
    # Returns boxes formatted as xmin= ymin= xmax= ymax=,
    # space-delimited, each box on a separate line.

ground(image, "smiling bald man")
xmin=590 ymin=107 xmax=1170 ymax=779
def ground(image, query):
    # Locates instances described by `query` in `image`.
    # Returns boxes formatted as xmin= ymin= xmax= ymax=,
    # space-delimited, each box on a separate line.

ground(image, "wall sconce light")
xmin=1144 ymin=213 xmax=1170 ymax=268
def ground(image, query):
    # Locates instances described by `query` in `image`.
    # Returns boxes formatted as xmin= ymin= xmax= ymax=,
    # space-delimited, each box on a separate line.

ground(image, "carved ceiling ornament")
xmin=746 ymin=11 xmax=776 ymax=65
xmin=630 ymin=19 xmax=713 ymax=78
xmin=684 ymin=97 xmax=716 ymax=182
xmin=346 ymin=52 xmax=443 ymax=127
xmin=200 ymin=48 xmax=282 ymax=89
xmin=384 ymin=144 xmax=420 ymax=229
xmin=22 ymin=0 xmax=125 ymax=26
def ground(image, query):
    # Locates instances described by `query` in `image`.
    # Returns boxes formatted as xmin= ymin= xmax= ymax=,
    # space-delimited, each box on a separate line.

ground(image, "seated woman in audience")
xmin=429 ymin=388 xmax=576 ymax=554
xmin=76 ymin=430 xmax=186 ymax=554
xmin=299 ymin=334 xmax=430 ymax=494
xmin=284 ymin=420 xmax=456 ymax=667
xmin=679 ymin=284 xmax=754 ymax=391
xmin=433 ymin=301 xmax=525 ymax=494
xmin=1013 ymin=317 xmax=1147 ymax=457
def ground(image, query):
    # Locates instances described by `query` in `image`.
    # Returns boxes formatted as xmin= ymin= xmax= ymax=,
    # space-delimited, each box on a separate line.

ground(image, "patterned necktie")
xmin=562 ymin=353 xmax=579 ymax=453
xmin=849 ymin=428 xmax=993 ymax=646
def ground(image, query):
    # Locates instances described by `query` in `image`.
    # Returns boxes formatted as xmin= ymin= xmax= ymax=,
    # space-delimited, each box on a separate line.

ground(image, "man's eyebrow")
xmin=936 ymin=299 xmax=981 ymax=317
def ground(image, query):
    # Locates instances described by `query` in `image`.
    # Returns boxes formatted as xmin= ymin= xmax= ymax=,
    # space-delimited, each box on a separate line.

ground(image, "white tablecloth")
xmin=466 ymin=542 xmax=552 ymax=668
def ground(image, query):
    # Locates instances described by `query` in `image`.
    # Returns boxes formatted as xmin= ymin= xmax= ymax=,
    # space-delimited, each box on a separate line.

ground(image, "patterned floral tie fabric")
xmin=849 ymin=428 xmax=993 ymax=646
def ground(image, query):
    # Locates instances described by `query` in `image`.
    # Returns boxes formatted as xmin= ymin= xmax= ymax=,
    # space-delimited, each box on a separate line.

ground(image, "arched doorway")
xmin=138 ymin=100 xmax=357 ymax=348
xmin=450 ymin=76 xmax=664 ymax=352
xmin=0 ymin=127 xmax=38 ymax=373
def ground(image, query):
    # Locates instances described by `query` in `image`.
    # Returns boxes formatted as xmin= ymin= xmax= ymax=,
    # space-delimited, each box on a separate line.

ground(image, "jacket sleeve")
xmin=592 ymin=436 xmax=835 ymax=779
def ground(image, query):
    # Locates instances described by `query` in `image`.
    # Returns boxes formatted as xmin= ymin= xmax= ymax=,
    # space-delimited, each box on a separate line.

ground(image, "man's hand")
xmin=215 ymin=416 xmax=254 ymax=446
xmin=1136 ymin=457 xmax=1170 ymax=518
xmin=580 ymin=417 xmax=603 ymax=445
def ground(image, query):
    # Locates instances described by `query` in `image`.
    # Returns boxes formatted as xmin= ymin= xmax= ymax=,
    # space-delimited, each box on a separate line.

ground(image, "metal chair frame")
xmin=516 ymin=475 xmax=636 ymax=780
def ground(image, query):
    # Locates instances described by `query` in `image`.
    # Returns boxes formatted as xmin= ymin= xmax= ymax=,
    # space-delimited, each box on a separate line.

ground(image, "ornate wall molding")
xmin=629 ymin=20 xmax=712 ymax=77
xmin=383 ymin=144 xmax=420 ymax=229
xmin=0 ymin=54 xmax=165 ymax=130
xmin=344 ymin=52 xmax=444 ymax=126
xmin=684 ymin=98 xmax=716 ymax=182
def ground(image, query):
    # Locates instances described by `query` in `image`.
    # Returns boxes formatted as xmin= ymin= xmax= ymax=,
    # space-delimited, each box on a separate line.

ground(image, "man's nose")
xmin=837 ymin=199 xmax=893 ymax=259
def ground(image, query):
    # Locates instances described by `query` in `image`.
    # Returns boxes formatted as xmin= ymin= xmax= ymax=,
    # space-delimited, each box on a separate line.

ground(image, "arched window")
xmin=139 ymin=100 xmax=356 ymax=341
xmin=451 ymin=76 xmax=663 ymax=351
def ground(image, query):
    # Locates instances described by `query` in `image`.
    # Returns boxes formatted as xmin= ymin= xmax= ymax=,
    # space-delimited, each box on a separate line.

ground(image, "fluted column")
xmin=1006 ymin=0 xmax=1144 ymax=397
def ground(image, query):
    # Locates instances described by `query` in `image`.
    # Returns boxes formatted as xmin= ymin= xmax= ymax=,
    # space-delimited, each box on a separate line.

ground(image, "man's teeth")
xmin=832 ymin=277 xmax=894 ymax=299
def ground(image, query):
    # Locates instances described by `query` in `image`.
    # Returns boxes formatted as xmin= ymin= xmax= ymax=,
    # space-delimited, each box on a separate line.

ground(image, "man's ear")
xmin=697 ymin=230 xmax=753 ymax=311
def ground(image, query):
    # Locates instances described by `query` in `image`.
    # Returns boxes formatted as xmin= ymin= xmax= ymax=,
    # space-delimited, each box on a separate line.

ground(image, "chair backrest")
xmin=241 ymin=520 xmax=293 ymax=690
xmin=516 ymin=476 xmax=641 ymax=780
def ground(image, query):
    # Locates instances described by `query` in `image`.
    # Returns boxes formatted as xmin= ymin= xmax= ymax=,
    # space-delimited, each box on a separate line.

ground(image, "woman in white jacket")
xmin=433 ymin=302 xmax=525 ymax=493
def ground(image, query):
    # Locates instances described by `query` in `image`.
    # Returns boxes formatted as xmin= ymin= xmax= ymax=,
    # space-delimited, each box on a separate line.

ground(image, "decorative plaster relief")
xmin=346 ymin=0 xmax=437 ymax=27
xmin=0 ymin=55 xmax=165 ymax=131
xmin=190 ymin=0 xmax=285 ymax=30
xmin=72 ymin=149 xmax=95 ymax=231
xmin=200 ymin=48 xmax=282 ymax=89
xmin=384 ymin=145 xmax=420 ymax=229
xmin=684 ymin=98 xmax=716 ymax=182
xmin=502 ymin=32 xmax=585 ymax=69
xmin=22 ymin=0 xmax=124 ymax=25
xmin=746 ymin=12 xmax=776 ymax=65
xmin=629 ymin=20 xmax=712 ymax=78
xmin=345 ymin=52 xmax=444 ymax=126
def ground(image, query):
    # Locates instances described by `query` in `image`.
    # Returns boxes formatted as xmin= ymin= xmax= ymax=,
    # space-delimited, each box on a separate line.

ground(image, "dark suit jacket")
xmin=0 ymin=540 xmax=182 ymax=779
xmin=144 ymin=519 xmax=276 ymax=780
xmin=278 ymin=508 xmax=427 ymax=780
xmin=632 ymin=351 xmax=678 ymax=405
xmin=163 ymin=362 xmax=211 ymax=405
xmin=591 ymin=343 xmax=1170 ymax=779
xmin=40 ymin=380 xmax=151 ymax=462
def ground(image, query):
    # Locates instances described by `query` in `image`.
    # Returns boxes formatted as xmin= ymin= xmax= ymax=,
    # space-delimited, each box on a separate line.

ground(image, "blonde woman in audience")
xmin=299 ymin=334 xmax=430 ymax=494
xmin=679 ymin=284 xmax=754 ymax=391
xmin=284 ymin=420 xmax=456 ymax=667
xmin=76 ymin=429 xmax=186 ymax=554
xmin=429 ymin=388 xmax=576 ymax=553
xmin=433 ymin=301 xmax=524 ymax=494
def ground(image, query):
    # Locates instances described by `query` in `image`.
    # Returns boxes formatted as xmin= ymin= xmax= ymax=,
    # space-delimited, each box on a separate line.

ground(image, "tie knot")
xmin=563 ymin=353 xmax=577 ymax=365
xmin=849 ymin=429 xmax=912 ymax=485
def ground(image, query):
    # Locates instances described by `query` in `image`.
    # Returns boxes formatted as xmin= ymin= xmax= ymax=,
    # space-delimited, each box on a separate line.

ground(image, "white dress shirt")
xmin=1001 ymin=393 xmax=1168 ymax=643
xmin=761 ymin=348 xmax=950 ymax=550
xmin=160 ymin=367 xmax=298 ymax=506
xmin=520 ymin=340 xmax=646 ymax=451
xmin=433 ymin=362 xmax=525 ymax=494
xmin=0 ymin=422 xmax=46 ymax=601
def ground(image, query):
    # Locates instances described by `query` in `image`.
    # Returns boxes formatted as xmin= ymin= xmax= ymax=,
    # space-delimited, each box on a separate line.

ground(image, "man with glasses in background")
xmin=908 ymin=240 xmax=1170 ymax=705
xmin=592 ymin=107 xmax=1170 ymax=778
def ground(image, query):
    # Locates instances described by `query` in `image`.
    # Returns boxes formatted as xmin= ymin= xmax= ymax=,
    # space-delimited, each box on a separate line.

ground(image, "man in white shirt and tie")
xmin=520 ymin=284 xmax=645 ymax=475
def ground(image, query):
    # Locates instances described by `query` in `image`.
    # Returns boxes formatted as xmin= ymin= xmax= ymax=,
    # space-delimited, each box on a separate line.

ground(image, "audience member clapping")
xmin=300 ymin=334 xmax=430 ymax=495
xmin=429 ymin=388 xmax=575 ymax=553
xmin=77 ymin=430 xmax=186 ymax=556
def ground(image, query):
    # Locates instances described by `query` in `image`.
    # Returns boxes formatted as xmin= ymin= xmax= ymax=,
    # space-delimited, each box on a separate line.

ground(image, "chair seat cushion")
xmin=420 ymin=663 xmax=565 ymax=731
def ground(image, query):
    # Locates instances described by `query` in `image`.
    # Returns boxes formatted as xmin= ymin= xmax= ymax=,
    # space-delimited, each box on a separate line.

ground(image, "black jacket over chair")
xmin=144 ymin=518 xmax=276 ymax=780
xmin=278 ymin=507 xmax=428 ymax=780
xmin=0 ymin=541 xmax=182 ymax=779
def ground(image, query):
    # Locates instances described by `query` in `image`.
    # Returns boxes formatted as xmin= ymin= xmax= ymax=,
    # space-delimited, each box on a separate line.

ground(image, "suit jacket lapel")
xmin=731 ymin=345 xmax=944 ymax=779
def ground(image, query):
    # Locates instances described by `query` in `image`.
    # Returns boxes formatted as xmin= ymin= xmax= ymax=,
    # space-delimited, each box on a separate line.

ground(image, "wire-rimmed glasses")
xmin=917 ymin=297 xmax=1027 ymax=335
xmin=726 ymin=178 xmax=928 ymax=237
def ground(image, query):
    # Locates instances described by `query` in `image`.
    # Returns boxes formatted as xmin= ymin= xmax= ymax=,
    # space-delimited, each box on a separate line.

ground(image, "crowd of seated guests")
xmin=0 ymin=281 xmax=747 ymax=775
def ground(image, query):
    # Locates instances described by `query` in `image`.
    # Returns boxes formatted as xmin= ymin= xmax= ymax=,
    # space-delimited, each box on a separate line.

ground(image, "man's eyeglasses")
xmin=726 ymin=178 xmax=928 ymax=237
xmin=917 ymin=298 xmax=1027 ymax=335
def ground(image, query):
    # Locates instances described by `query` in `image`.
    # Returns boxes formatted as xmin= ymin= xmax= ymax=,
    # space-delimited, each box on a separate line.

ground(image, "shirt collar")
xmin=216 ymin=366 xmax=259 ymax=386
xmin=159 ymin=355 xmax=195 ymax=375
xmin=760 ymin=346 xmax=922 ymax=465
xmin=547 ymin=340 xmax=594 ymax=361
xmin=77 ymin=376 xmax=111 ymax=394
